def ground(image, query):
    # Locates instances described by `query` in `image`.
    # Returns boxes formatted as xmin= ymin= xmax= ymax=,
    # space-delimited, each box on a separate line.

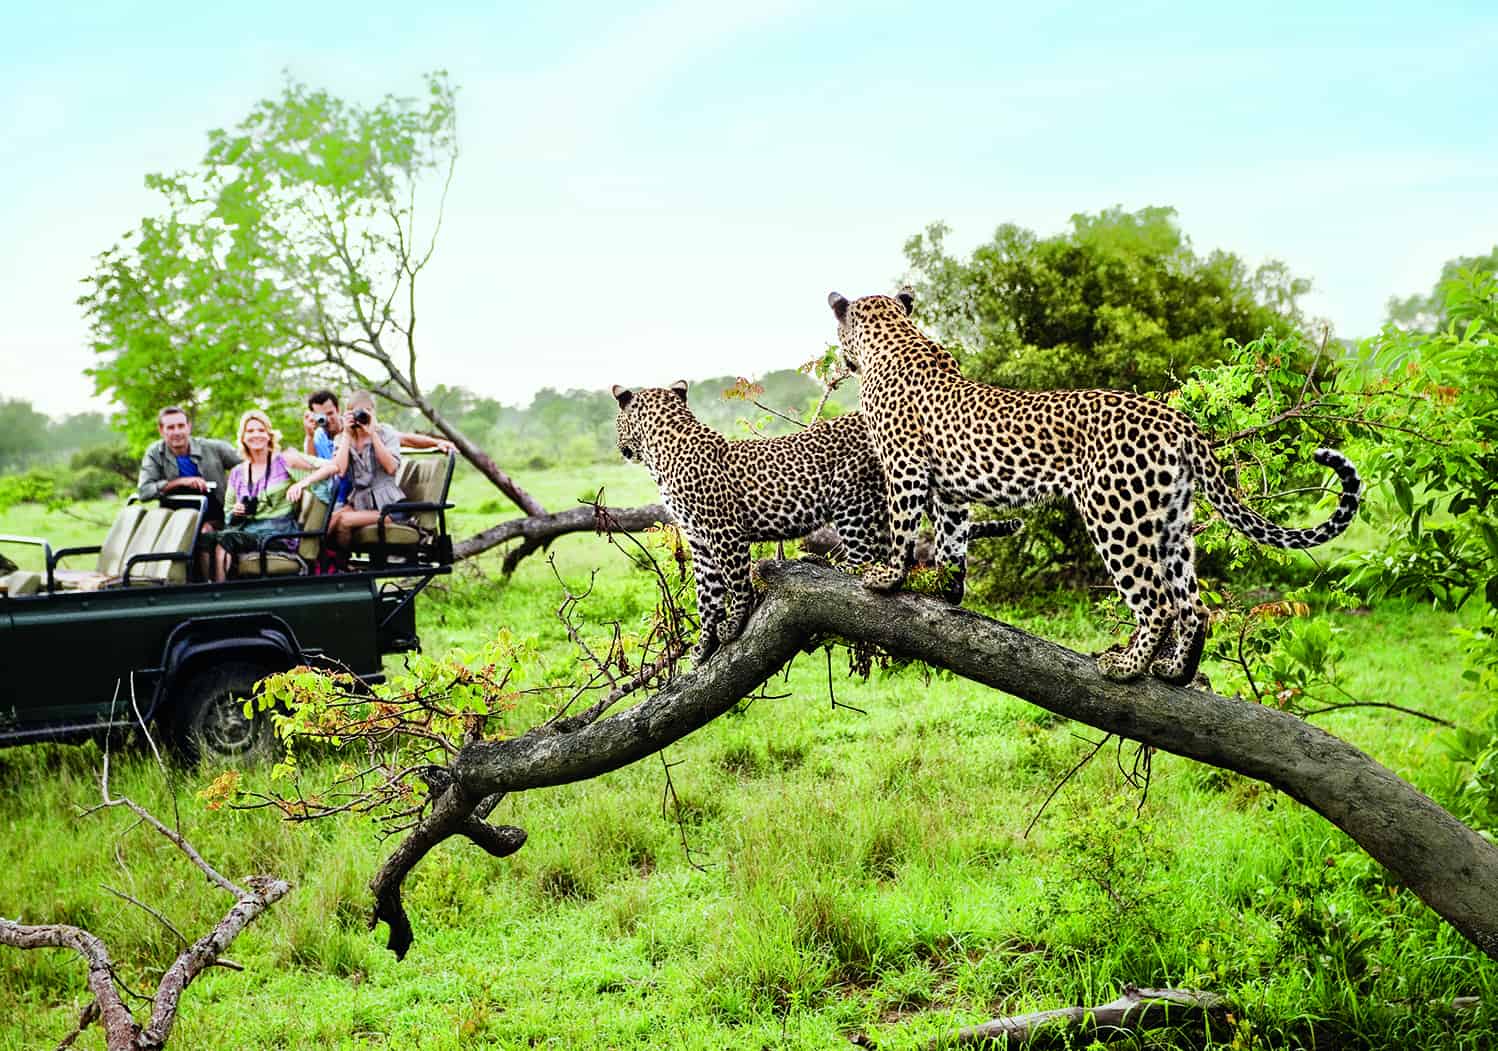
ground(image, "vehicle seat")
xmin=137 ymin=506 xmax=201 ymax=585
xmin=55 ymin=505 xmax=168 ymax=591
xmin=52 ymin=504 xmax=149 ymax=590
xmin=1 ymin=571 xmax=42 ymax=596
xmin=235 ymin=485 xmax=331 ymax=577
xmin=348 ymin=451 xmax=453 ymax=563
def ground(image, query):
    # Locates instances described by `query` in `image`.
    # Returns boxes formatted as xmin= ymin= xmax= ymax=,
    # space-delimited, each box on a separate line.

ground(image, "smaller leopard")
xmin=613 ymin=381 xmax=1020 ymax=661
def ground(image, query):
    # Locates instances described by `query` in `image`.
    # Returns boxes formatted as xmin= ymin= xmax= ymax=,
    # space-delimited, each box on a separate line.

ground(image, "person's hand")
xmin=170 ymin=476 xmax=208 ymax=493
xmin=303 ymin=410 xmax=317 ymax=436
xmin=232 ymin=500 xmax=246 ymax=518
xmin=287 ymin=481 xmax=307 ymax=504
xmin=435 ymin=438 xmax=456 ymax=454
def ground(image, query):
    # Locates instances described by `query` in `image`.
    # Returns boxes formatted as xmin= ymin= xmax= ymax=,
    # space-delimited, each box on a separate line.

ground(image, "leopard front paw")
xmin=859 ymin=564 xmax=905 ymax=592
xmin=1096 ymin=648 xmax=1145 ymax=682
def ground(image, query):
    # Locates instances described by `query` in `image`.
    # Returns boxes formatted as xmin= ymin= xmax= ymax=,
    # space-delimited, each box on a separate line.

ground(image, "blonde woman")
xmin=211 ymin=410 xmax=325 ymax=581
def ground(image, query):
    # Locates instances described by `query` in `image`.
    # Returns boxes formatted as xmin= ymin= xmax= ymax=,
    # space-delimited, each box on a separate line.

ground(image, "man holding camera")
xmin=303 ymin=389 xmax=455 ymax=463
xmin=297 ymin=391 xmax=411 ymax=552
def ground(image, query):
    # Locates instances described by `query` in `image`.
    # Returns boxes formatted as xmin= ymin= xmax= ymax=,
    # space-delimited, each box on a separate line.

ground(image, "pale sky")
xmin=3 ymin=0 xmax=1495 ymax=419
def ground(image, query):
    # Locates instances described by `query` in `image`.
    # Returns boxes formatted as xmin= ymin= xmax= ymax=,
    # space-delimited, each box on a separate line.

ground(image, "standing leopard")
xmin=613 ymin=381 xmax=1020 ymax=661
xmin=827 ymin=291 xmax=1361 ymax=685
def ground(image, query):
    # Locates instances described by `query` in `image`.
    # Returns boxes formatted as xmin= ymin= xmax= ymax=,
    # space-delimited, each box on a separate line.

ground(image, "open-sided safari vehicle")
xmin=0 ymin=450 xmax=457 ymax=761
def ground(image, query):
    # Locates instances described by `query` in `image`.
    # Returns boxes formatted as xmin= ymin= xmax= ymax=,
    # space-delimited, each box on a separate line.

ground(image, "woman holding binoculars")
xmin=208 ymin=409 xmax=326 ymax=582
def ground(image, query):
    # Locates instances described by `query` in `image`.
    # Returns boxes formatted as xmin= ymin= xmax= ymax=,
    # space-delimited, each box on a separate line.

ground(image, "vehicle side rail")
xmin=247 ymin=526 xmax=328 ymax=577
xmin=121 ymin=550 xmax=193 ymax=587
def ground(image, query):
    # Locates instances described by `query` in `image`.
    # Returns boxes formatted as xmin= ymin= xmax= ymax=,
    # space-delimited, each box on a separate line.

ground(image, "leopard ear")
xmin=894 ymin=288 xmax=915 ymax=316
xmin=669 ymin=380 xmax=689 ymax=402
xmin=828 ymin=292 xmax=850 ymax=322
xmin=611 ymin=385 xmax=634 ymax=409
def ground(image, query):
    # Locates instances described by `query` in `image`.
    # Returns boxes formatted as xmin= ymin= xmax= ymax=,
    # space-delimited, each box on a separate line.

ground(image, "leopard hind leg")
xmin=1150 ymin=477 xmax=1210 ymax=686
xmin=1080 ymin=490 xmax=1176 ymax=682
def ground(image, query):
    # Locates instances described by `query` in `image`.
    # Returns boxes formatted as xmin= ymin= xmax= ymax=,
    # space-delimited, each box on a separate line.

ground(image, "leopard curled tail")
xmin=1191 ymin=441 xmax=1361 ymax=549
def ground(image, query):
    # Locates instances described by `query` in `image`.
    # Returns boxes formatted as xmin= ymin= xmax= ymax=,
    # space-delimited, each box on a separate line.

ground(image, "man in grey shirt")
xmin=137 ymin=406 xmax=240 ymax=526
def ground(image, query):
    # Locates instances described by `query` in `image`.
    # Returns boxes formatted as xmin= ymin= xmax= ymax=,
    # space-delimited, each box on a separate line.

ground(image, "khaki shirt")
xmin=137 ymin=437 xmax=241 ymax=501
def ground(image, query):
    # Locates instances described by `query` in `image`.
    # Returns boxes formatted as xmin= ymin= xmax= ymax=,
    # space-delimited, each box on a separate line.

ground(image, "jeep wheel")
xmin=172 ymin=661 xmax=279 ymax=763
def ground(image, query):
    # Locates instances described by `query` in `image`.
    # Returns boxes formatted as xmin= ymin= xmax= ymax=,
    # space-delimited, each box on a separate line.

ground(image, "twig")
xmin=1299 ymin=701 xmax=1456 ymax=728
xmin=1024 ymin=734 xmax=1111 ymax=838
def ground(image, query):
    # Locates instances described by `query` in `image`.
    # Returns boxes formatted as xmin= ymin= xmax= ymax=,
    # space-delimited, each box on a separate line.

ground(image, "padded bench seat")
xmin=51 ymin=500 xmax=203 ymax=590
xmin=233 ymin=484 xmax=331 ymax=577
xmin=348 ymin=451 xmax=455 ymax=565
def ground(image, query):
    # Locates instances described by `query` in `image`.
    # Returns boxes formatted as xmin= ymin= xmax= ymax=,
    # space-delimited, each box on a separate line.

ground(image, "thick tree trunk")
xmin=374 ymin=560 xmax=1498 ymax=963
xmin=454 ymin=502 xmax=674 ymax=563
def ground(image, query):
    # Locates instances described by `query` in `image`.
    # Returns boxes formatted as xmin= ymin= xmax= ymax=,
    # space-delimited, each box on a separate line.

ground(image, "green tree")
xmin=79 ymin=71 xmax=544 ymax=517
xmin=1386 ymin=245 xmax=1498 ymax=331
xmin=0 ymin=399 xmax=51 ymax=472
xmin=902 ymin=205 xmax=1309 ymax=392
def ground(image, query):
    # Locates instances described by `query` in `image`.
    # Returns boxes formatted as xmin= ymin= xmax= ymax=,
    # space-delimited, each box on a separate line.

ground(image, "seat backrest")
xmin=143 ymin=507 xmax=200 ymax=584
xmin=295 ymin=488 xmax=330 ymax=561
xmin=398 ymin=454 xmax=452 ymax=532
xmin=97 ymin=504 xmax=149 ymax=576
xmin=116 ymin=507 xmax=172 ymax=583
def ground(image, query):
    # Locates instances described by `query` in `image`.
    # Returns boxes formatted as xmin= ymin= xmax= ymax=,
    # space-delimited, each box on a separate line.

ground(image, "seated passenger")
xmin=302 ymin=388 xmax=455 ymax=510
xmin=137 ymin=405 xmax=240 ymax=528
xmin=296 ymin=391 xmax=407 ymax=556
xmin=210 ymin=409 xmax=325 ymax=582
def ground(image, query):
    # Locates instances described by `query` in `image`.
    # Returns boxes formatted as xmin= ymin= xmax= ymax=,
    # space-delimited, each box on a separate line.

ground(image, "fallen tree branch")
xmin=369 ymin=559 xmax=1498 ymax=965
xmin=929 ymin=985 xmax=1228 ymax=1049
xmin=454 ymin=502 xmax=673 ymax=563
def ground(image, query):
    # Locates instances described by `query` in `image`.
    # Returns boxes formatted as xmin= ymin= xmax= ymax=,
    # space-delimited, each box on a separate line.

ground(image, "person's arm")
xmin=137 ymin=447 xmax=167 ymax=501
xmin=283 ymin=451 xmax=332 ymax=504
xmin=399 ymin=431 xmax=457 ymax=454
xmin=303 ymin=411 xmax=318 ymax=456
xmin=369 ymin=423 xmax=400 ymax=476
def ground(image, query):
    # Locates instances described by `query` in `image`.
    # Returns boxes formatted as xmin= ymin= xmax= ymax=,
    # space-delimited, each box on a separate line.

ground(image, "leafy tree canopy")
xmin=902 ymin=205 xmax=1309 ymax=392
xmin=80 ymin=72 xmax=458 ymax=448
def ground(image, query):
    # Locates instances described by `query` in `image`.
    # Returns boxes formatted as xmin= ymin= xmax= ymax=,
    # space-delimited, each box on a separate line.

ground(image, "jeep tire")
xmin=171 ymin=660 xmax=278 ymax=763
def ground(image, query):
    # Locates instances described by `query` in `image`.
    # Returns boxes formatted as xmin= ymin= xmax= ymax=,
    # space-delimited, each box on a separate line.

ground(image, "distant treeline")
xmin=0 ymin=399 xmax=117 ymax=473
xmin=383 ymin=369 xmax=857 ymax=470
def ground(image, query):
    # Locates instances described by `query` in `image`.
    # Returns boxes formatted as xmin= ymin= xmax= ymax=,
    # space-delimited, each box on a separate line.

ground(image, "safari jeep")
xmin=0 ymin=450 xmax=456 ymax=761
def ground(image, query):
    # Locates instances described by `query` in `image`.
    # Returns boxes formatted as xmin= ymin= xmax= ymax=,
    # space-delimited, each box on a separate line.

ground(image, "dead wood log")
xmin=930 ymin=985 xmax=1228 ymax=1048
xmin=0 ymin=753 xmax=288 ymax=1049
xmin=371 ymin=559 xmax=1498 ymax=964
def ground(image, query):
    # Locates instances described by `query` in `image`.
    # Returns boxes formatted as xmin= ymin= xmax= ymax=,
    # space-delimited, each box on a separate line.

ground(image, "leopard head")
xmin=612 ymin=381 xmax=689 ymax=467
xmin=828 ymin=289 xmax=914 ymax=373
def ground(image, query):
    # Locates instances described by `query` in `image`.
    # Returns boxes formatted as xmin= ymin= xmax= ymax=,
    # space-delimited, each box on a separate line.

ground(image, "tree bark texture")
xmin=378 ymin=559 xmax=1498 ymax=962
xmin=454 ymin=502 xmax=673 ymax=562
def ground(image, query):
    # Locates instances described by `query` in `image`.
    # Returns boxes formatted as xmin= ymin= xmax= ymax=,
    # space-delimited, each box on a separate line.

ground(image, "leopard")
xmin=613 ymin=381 xmax=1021 ymax=662
xmin=826 ymin=290 xmax=1362 ymax=686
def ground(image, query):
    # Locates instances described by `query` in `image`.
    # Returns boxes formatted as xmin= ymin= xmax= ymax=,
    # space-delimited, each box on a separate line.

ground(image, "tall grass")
xmin=2 ymin=465 xmax=1495 ymax=1048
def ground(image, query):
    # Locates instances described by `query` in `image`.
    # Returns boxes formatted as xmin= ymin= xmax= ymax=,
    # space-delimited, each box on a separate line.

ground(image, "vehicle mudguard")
xmin=150 ymin=613 xmax=304 ymax=722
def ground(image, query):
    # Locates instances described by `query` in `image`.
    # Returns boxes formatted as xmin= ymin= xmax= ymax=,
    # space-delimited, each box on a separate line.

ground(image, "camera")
xmin=313 ymin=413 xmax=328 ymax=430
xmin=242 ymin=495 xmax=259 ymax=518
xmin=353 ymin=409 xmax=371 ymax=426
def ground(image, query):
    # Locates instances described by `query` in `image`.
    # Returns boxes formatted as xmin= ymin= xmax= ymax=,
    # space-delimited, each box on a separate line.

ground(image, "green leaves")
xmin=82 ymin=71 xmax=459 ymax=446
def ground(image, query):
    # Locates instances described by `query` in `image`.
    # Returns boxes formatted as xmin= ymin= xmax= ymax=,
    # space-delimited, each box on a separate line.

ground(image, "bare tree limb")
xmin=454 ymin=502 xmax=673 ymax=564
xmin=367 ymin=559 xmax=1498 ymax=965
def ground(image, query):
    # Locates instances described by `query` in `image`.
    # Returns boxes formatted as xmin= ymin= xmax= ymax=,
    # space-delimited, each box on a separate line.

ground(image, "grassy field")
xmin=2 ymin=463 xmax=1495 ymax=1049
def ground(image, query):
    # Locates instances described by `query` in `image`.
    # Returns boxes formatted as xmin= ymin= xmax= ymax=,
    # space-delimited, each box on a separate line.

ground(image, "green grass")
xmin=2 ymin=466 xmax=1496 ymax=1049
